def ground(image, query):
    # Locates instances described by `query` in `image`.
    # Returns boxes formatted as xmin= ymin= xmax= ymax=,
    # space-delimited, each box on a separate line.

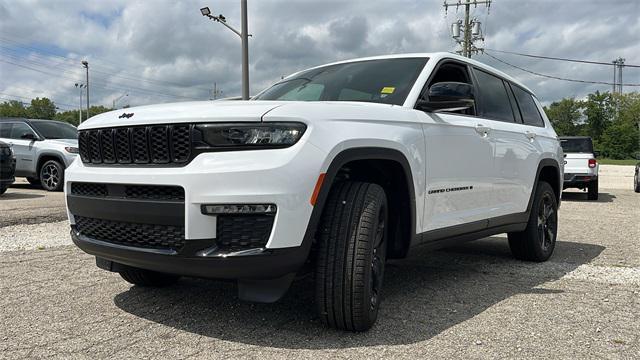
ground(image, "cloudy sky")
xmin=0 ymin=0 xmax=638 ymax=111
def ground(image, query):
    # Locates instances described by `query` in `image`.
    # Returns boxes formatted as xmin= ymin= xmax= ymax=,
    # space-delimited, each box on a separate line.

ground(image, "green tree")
xmin=582 ymin=91 xmax=614 ymax=142
xmin=0 ymin=100 xmax=30 ymax=118
xmin=28 ymin=97 xmax=56 ymax=119
xmin=544 ymin=98 xmax=583 ymax=136
xmin=54 ymin=105 xmax=113 ymax=126
xmin=600 ymin=121 xmax=639 ymax=159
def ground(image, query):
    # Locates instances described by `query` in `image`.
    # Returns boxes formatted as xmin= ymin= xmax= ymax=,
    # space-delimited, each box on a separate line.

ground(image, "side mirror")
xmin=416 ymin=82 xmax=475 ymax=113
xmin=20 ymin=132 xmax=38 ymax=141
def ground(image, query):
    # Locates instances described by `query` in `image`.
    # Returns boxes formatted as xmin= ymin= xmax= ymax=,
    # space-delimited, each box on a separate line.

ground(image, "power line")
xmin=482 ymin=52 xmax=640 ymax=86
xmin=0 ymin=59 xmax=202 ymax=101
xmin=0 ymin=93 xmax=76 ymax=109
xmin=484 ymin=48 xmax=640 ymax=68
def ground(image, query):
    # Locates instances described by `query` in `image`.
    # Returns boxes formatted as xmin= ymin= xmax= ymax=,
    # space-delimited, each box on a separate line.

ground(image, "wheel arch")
xmin=529 ymin=158 xmax=562 ymax=210
xmin=36 ymin=152 xmax=66 ymax=175
xmin=302 ymin=147 xmax=417 ymax=259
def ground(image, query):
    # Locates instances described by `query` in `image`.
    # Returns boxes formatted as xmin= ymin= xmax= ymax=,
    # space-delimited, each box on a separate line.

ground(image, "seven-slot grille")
xmin=79 ymin=124 xmax=192 ymax=165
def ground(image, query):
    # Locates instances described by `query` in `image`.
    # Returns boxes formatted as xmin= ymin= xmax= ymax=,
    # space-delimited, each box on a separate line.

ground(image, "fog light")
xmin=201 ymin=204 xmax=277 ymax=215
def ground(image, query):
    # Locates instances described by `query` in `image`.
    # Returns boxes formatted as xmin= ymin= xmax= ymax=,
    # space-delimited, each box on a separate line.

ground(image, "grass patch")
xmin=597 ymin=159 xmax=638 ymax=166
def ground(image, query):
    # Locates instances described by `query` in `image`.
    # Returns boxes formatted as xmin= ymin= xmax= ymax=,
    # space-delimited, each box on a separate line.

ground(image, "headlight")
xmin=193 ymin=122 xmax=306 ymax=150
xmin=64 ymin=146 xmax=79 ymax=154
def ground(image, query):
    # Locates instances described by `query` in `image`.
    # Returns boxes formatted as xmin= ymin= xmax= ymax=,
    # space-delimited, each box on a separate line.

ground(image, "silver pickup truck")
xmin=560 ymin=136 xmax=599 ymax=200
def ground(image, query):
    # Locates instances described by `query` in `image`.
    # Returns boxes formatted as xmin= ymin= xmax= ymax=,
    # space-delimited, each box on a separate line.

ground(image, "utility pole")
xmin=444 ymin=0 xmax=492 ymax=58
xmin=612 ymin=57 xmax=625 ymax=94
xmin=82 ymin=60 xmax=89 ymax=118
xmin=200 ymin=2 xmax=251 ymax=100
xmin=75 ymin=83 xmax=85 ymax=124
xmin=211 ymin=82 xmax=223 ymax=100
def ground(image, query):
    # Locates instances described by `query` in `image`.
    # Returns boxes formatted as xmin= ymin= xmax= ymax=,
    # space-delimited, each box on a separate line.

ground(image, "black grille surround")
xmin=74 ymin=216 xmax=185 ymax=251
xmin=216 ymin=215 xmax=275 ymax=250
xmin=79 ymin=124 xmax=193 ymax=166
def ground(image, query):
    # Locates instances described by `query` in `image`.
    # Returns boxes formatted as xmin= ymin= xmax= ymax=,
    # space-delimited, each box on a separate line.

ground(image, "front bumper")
xmin=64 ymin=142 xmax=326 ymax=279
xmin=71 ymin=230 xmax=310 ymax=280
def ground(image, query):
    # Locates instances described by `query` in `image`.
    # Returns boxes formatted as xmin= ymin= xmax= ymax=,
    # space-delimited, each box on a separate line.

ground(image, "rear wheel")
xmin=119 ymin=268 xmax=180 ymax=287
xmin=39 ymin=160 xmax=64 ymax=192
xmin=508 ymin=181 xmax=558 ymax=262
xmin=634 ymin=167 xmax=640 ymax=193
xmin=315 ymin=181 xmax=388 ymax=331
xmin=0 ymin=186 xmax=6 ymax=195
xmin=587 ymin=180 xmax=598 ymax=200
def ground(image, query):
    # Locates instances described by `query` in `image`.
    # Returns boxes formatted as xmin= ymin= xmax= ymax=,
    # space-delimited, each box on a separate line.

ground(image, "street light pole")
xmin=240 ymin=0 xmax=249 ymax=100
xmin=82 ymin=61 xmax=89 ymax=118
xmin=201 ymin=2 xmax=250 ymax=100
xmin=75 ymin=83 xmax=85 ymax=124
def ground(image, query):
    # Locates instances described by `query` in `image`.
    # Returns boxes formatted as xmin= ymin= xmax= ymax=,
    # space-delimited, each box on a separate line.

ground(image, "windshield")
xmin=560 ymin=138 xmax=593 ymax=153
xmin=254 ymin=58 xmax=428 ymax=106
xmin=30 ymin=120 xmax=78 ymax=140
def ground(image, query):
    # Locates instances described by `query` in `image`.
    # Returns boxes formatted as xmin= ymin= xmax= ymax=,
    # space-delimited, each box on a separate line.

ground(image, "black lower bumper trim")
xmin=71 ymin=230 xmax=309 ymax=280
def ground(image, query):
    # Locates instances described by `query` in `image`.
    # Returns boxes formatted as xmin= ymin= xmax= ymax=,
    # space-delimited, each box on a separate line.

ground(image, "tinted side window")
xmin=9 ymin=123 xmax=36 ymax=139
xmin=511 ymin=85 xmax=544 ymax=127
xmin=0 ymin=123 xmax=11 ymax=138
xmin=474 ymin=69 xmax=515 ymax=122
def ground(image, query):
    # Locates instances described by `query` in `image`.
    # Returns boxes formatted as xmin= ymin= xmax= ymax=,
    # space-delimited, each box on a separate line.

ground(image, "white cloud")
xmin=0 ymin=0 xmax=638 ymax=111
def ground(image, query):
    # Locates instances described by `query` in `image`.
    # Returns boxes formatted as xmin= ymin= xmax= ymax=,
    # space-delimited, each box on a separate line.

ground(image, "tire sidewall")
xmin=40 ymin=160 xmax=64 ymax=191
xmin=362 ymin=189 xmax=388 ymax=326
xmin=530 ymin=182 xmax=558 ymax=260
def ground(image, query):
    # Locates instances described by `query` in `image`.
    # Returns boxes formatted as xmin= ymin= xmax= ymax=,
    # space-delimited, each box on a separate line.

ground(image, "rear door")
xmin=479 ymin=76 xmax=543 ymax=217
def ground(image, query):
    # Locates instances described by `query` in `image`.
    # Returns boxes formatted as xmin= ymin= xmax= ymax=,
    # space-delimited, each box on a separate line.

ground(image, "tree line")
xmin=1 ymin=91 xmax=639 ymax=159
xmin=0 ymin=97 xmax=111 ymax=126
xmin=543 ymin=91 xmax=639 ymax=159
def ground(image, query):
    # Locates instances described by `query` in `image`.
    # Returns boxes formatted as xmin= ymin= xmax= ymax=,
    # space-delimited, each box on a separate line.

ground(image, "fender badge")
xmin=118 ymin=112 xmax=134 ymax=119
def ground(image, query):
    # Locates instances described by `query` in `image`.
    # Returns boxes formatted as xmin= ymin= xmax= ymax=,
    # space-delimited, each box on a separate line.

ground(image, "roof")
xmin=286 ymin=52 xmax=534 ymax=95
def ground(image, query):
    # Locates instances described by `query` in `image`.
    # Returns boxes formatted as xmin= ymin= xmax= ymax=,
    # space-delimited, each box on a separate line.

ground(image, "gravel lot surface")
xmin=1 ymin=166 xmax=638 ymax=359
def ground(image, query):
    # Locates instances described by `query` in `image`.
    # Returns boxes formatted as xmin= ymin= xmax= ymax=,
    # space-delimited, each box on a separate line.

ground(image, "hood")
xmin=79 ymin=100 xmax=287 ymax=130
xmin=46 ymin=139 xmax=78 ymax=147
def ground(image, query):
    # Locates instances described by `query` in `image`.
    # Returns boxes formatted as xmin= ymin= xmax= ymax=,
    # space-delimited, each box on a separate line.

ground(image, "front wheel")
xmin=315 ymin=181 xmax=388 ymax=331
xmin=0 ymin=186 xmax=6 ymax=195
xmin=39 ymin=160 xmax=64 ymax=192
xmin=508 ymin=181 xmax=558 ymax=262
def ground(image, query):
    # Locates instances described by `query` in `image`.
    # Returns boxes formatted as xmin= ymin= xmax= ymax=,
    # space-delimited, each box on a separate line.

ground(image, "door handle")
xmin=475 ymin=124 xmax=491 ymax=137
xmin=525 ymin=131 xmax=537 ymax=140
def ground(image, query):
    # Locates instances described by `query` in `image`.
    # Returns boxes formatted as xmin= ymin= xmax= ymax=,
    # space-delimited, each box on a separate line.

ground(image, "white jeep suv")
xmin=66 ymin=53 xmax=563 ymax=331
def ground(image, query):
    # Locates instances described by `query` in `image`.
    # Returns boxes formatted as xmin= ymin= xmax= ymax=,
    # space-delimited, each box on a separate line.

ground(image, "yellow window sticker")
xmin=381 ymin=86 xmax=395 ymax=94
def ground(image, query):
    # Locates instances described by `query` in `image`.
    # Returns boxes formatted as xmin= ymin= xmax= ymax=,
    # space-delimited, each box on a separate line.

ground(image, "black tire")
xmin=508 ymin=181 xmax=558 ymax=262
xmin=634 ymin=167 xmax=640 ymax=193
xmin=119 ymin=268 xmax=180 ymax=287
xmin=0 ymin=186 xmax=6 ymax=195
xmin=39 ymin=160 xmax=64 ymax=192
xmin=26 ymin=177 xmax=40 ymax=186
xmin=587 ymin=180 xmax=598 ymax=200
xmin=315 ymin=181 xmax=388 ymax=332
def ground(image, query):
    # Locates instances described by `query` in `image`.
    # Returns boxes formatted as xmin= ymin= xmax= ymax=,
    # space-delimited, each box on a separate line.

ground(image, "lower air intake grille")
xmin=74 ymin=216 xmax=185 ymax=250
xmin=216 ymin=215 xmax=274 ymax=250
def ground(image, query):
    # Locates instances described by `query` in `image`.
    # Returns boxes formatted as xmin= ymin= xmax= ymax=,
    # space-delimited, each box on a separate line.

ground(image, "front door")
xmin=4 ymin=122 xmax=38 ymax=176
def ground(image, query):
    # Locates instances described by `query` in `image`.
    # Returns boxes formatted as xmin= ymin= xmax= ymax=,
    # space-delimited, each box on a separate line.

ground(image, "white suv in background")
xmin=560 ymin=136 xmax=599 ymax=200
xmin=66 ymin=53 xmax=563 ymax=331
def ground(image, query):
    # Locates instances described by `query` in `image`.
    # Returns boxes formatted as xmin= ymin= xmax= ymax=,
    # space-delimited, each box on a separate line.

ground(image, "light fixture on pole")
xmin=81 ymin=60 xmax=89 ymax=118
xmin=74 ymin=83 xmax=85 ymax=124
xmin=200 ymin=2 xmax=250 ymax=100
